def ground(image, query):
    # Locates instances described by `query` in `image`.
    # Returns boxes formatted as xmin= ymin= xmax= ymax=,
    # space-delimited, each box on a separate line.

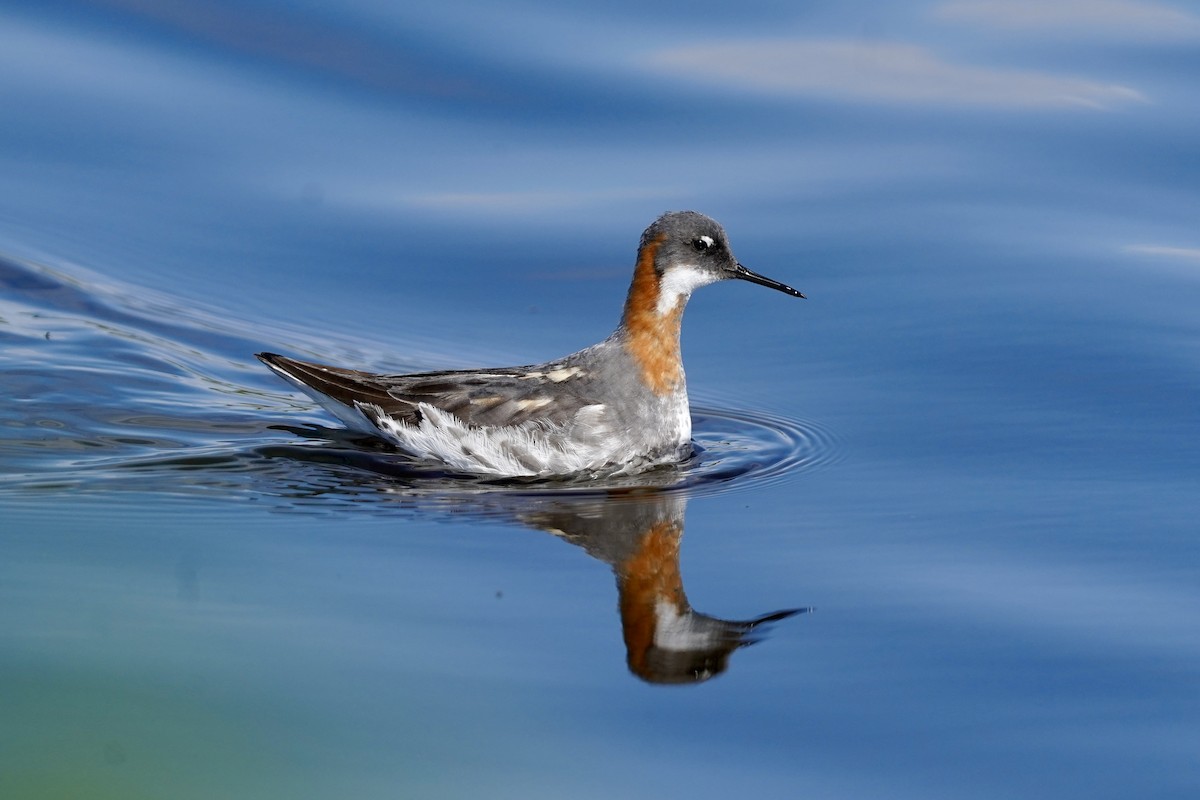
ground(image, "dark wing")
xmin=258 ymin=351 xmax=399 ymax=411
xmin=257 ymin=352 xmax=598 ymax=428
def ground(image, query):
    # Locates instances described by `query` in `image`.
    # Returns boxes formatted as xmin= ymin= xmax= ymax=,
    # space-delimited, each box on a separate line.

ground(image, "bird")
xmin=257 ymin=211 xmax=803 ymax=478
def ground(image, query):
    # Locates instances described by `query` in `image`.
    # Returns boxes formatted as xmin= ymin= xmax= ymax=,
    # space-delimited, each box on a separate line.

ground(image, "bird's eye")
xmin=691 ymin=235 xmax=716 ymax=253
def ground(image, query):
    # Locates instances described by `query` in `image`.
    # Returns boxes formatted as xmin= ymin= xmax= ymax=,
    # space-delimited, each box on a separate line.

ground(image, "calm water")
xmin=3 ymin=2 xmax=1199 ymax=798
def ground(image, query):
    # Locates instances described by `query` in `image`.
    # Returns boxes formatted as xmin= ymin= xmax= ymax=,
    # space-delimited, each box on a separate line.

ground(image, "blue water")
xmin=3 ymin=2 xmax=1199 ymax=798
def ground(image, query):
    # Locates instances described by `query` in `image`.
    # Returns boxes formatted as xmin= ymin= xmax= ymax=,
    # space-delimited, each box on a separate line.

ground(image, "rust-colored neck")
xmin=621 ymin=235 xmax=685 ymax=396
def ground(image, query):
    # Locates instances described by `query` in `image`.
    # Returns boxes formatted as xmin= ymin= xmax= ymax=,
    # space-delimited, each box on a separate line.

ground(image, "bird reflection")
xmin=518 ymin=491 xmax=804 ymax=684
xmin=253 ymin=432 xmax=807 ymax=684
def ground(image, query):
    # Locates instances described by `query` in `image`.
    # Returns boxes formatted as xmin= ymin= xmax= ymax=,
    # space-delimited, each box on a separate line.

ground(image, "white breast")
xmin=361 ymin=401 xmax=689 ymax=477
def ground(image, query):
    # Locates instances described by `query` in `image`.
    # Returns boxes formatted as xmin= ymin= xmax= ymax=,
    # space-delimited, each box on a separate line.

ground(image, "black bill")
xmin=732 ymin=263 xmax=805 ymax=298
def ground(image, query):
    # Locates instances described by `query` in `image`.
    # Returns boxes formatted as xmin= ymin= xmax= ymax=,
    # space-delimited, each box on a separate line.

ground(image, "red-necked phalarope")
xmin=257 ymin=211 xmax=803 ymax=477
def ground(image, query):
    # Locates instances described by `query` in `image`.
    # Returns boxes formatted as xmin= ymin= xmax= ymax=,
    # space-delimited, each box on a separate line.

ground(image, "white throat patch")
xmin=656 ymin=264 xmax=719 ymax=314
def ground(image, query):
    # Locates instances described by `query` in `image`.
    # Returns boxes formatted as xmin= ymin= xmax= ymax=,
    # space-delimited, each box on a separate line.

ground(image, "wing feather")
xmin=257 ymin=352 xmax=595 ymax=429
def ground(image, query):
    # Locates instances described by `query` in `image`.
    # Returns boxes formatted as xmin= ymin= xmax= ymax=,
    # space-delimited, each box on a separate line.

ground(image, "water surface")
xmin=2 ymin=2 xmax=1199 ymax=798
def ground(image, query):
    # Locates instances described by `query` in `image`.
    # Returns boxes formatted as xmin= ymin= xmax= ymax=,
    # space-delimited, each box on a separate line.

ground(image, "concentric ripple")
xmin=687 ymin=405 xmax=842 ymax=493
